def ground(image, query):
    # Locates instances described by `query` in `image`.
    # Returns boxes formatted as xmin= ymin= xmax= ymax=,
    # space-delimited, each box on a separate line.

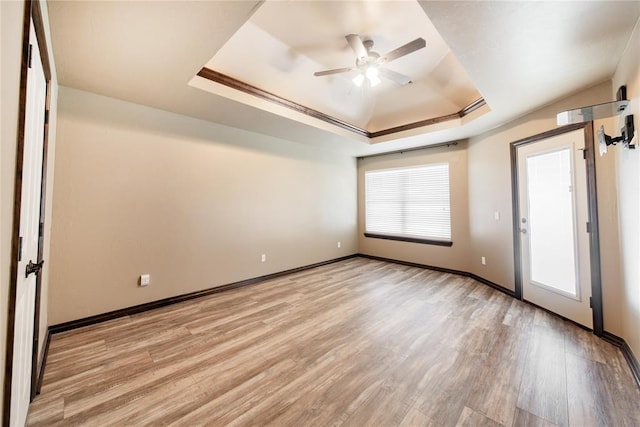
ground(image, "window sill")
xmin=364 ymin=233 xmax=453 ymax=247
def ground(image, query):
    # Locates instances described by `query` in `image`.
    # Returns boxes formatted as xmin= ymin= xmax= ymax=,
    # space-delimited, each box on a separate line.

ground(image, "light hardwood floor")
xmin=28 ymin=258 xmax=640 ymax=426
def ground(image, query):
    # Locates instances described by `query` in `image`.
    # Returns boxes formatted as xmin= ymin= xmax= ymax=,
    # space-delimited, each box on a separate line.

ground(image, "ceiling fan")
xmin=314 ymin=34 xmax=426 ymax=87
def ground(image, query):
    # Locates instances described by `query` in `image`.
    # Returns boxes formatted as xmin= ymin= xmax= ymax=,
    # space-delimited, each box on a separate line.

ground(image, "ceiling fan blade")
xmin=380 ymin=38 xmax=426 ymax=63
xmin=345 ymin=34 xmax=367 ymax=59
xmin=314 ymin=67 xmax=354 ymax=77
xmin=378 ymin=68 xmax=413 ymax=85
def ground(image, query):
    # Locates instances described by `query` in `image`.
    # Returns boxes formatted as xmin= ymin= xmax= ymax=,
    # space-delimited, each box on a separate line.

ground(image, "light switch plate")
xmin=140 ymin=274 xmax=150 ymax=287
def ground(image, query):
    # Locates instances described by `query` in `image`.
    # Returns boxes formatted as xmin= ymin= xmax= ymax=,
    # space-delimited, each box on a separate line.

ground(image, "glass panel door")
xmin=525 ymin=148 xmax=578 ymax=297
xmin=516 ymin=128 xmax=592 ymax=328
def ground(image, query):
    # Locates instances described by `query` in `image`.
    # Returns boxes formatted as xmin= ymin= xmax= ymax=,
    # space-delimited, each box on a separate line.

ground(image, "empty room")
xmin=2 ymin=0 xmax=640 ymax=425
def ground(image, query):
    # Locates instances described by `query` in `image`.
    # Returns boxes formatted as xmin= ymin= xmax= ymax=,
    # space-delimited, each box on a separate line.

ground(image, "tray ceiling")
xmin=191 ymin=0 xmax=485 ymax=141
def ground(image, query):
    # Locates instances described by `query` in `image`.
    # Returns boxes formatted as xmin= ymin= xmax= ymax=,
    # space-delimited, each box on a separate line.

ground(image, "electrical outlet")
xmin=337 ymin=241 xmax=341 ymax=248
xmin=139 ymin=274 xmax=150 ymax=287
xmin=261 ymin=254 xmax=266 ymax=262
xmin=481 ymin=257 xmax=486 ymax=265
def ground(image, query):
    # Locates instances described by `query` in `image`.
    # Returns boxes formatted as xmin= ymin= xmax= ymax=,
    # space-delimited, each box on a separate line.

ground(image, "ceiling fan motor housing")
xmin=356 ymin=52 xmax=380 ymax=70
xmin=356 ymin=40 xmax=380 ymax=70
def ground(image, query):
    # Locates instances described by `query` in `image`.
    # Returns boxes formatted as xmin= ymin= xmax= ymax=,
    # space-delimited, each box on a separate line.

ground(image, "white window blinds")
xmin=365 ymin=163 xmax=451 ymax=241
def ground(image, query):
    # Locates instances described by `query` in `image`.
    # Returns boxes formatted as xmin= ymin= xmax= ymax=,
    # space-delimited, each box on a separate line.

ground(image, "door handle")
xmin=25 ymin=260 xmax=44 ymax=278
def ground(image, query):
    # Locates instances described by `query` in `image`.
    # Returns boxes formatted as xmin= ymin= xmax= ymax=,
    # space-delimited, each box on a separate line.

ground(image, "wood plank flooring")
xmin=28 ymin=258 xmax=640 ymax=426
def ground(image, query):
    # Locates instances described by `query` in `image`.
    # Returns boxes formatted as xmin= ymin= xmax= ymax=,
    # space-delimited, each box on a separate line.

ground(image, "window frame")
xmin=363 ymin=163 xmax=453 ymax=247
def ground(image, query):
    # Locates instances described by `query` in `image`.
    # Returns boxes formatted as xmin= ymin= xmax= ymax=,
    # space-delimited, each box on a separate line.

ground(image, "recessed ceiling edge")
xmin=195 ymin=67 xmax=487 ymax=142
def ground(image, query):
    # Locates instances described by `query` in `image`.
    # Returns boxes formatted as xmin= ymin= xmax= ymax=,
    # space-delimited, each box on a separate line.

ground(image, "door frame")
xmin=510 ymin=122 xmax=604 ymax=335
xmin=3 ymin=0 xmax=52 ymax=424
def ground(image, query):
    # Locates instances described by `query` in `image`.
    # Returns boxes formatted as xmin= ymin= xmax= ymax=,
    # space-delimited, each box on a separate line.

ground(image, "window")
xmin=364 ymin=163 xmax=452 ymax=245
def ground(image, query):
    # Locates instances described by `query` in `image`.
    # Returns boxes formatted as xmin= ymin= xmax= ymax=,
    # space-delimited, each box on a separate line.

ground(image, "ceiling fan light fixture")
xmin=366 ymin=66 xmax=381 ymax=87
xmin=316 ymin=34 xmax=425 ymax=87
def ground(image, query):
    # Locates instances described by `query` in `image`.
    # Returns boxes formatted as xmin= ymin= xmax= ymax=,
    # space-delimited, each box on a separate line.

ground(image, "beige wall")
xmin=1 ymin=0 xmax=58 ymax=416
xmin=358 ymin=143 xmax=470 ymax=273
xmin=612 ymin=17 xmax=640 ymax=363
xmin=48 ymin=87 xmax=357 ymax=325
xmin=0 ymin=1 xmax=24 ymax=417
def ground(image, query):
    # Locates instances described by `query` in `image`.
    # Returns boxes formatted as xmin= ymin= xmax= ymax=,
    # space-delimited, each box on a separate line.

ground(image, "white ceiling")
xmin=47 ymin=0 xmax=640 ymax=157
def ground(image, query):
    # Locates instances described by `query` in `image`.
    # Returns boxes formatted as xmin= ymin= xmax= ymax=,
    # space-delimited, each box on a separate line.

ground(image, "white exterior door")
xmin=517 ymin=128 xmax=592 ymax=328
xmin=11 ymin=19 xmax=47 ymax=427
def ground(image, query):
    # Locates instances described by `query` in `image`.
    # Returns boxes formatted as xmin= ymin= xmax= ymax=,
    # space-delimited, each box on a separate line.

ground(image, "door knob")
xmin=25 ymin=260 xmax=44 ymax=278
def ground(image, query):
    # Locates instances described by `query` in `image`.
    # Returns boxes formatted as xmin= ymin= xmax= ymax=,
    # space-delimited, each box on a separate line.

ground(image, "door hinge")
xmin=18 ymin=236 xmax=23 ymax=261
xmin=44 ymin=110 xmax=49 ymax=125
xmin=583 ymin=148 xmax=587 ymax=160
xmin=589 ymin=297 xmax=593 ymax=308
xmin=25 ymin=259 xmax=44 ymax=278
xmin=39 ymin=222 xmax=44 ymax=237
xmin=586 ymin=222 xmax=591 ymax=233
xmin=28 ymin=44 xmax=33 ymax=69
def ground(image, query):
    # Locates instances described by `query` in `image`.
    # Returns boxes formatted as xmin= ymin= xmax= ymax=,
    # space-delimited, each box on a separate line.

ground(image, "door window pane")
xmin=526 ymin=148 xmax=577 ymax=295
